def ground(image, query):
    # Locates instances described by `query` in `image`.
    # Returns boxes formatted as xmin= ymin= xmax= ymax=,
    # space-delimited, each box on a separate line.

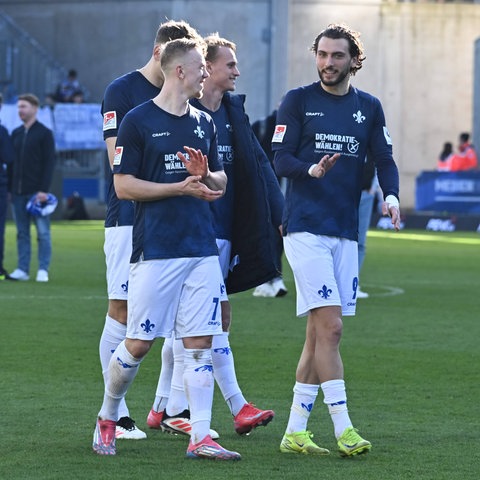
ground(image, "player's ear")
xmin=153 ymin=44 xmax=162 ymax=61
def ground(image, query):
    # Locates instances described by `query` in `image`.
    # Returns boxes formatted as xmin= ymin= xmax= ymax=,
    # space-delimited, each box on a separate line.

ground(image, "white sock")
xmin=165 ymin=338 xmax=189 ymax=416
xmin=99 ymin=315 xmax=130 ymax=418
xmin=152 ymin=336 xmax=174 ymax=412
xmin=285 ymin=382 xmax=319 ymax=434
xmin=321 ymin=379 xmax=352 ymax=438
xmin=98 ymin=340 xmax=142 ymax=421
xmin=212 ymin=332 xmax=246 ymax=416
xmin=183 ymin=348 xmax=214 ymax=444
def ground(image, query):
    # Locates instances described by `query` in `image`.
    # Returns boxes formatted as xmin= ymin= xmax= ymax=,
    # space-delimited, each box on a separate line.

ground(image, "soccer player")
xmin=273 ymin=23 xmax=400 ymax=457
xmin=92 ymin=37 xmax=241 ymax=461
xmin=176 ymin=33 xmax=282 ymax=434
xmin=99 ymin=20 xmax=202 ymax=440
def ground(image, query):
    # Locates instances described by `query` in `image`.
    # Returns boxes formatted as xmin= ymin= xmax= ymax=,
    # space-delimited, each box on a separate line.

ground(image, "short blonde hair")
xmin=203 ymin=33 xmax=236 ymax=62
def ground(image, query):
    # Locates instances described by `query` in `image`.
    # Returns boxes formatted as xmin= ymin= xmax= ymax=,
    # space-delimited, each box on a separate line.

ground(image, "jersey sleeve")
xmin=102 ymin=80 xmax=131 ymax=140
xmin=112 ymin=111 xmax=144 ymax=177
xmin=368 ymin=98 xmax=399 ymax=200
xmin=272 ymin=89 xmax=311 ymax=179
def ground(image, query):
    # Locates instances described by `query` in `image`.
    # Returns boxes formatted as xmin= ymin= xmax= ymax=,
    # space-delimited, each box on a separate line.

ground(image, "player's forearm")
xmin=114 ymin=174 xmax=183 ymax=201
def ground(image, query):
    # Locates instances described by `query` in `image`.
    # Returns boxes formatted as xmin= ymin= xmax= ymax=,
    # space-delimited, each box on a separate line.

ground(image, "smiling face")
xmin=315 ymin=36 xmax=357 ymax=94
xmin=206 ymin=45 xmax=240 ymax=93
xmin=180 ymin=47 xmax=209 ymax=99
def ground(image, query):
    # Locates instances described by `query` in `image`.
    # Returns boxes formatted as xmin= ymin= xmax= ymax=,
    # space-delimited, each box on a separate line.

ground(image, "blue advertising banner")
xmin=416 ymin=171 xmax=480 ymax=213
xmin=52 ymin=103 xmax=104 ymax=151
xmin=0 ymin=103 xmax=105 ymax=151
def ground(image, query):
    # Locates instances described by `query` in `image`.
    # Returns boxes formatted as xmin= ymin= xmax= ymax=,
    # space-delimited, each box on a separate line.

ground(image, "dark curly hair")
xmin=310 ymin=23 xmax=366 ymax=76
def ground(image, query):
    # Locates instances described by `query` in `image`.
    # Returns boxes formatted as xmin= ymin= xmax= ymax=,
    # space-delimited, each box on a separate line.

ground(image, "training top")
xmin=113 ymin=100 xmax=222 ymax=262
xmin=190 ymin=100 xmax=234 ymax=240
xmin=273 ymin=82 xmax=399 ymax=241
xmin=102 ymin=70 xmax=161 ymax=227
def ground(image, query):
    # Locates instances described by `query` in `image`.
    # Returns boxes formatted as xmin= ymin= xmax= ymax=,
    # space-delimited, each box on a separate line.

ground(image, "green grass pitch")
xmin=1 ymin=221 xmax=479 ymax=479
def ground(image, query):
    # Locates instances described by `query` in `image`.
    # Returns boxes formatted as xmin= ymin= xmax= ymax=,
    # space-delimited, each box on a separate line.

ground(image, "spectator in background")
xmin=0 ymin=93 xmax=15 ymax=280
xmin=437 ymin=141 xmax=453 ymax=171
xmin=251 ymin=108 xmax=288 ymax=298
xmin=55 ymin=69 xmax=84 ymax=103
xmin=448 ymin=132 xmax=478 ymax=172
xmin=71 ymin=90 xmax=84 ymax=104
xmin=9 ymin=93 xmax=56 ymax=282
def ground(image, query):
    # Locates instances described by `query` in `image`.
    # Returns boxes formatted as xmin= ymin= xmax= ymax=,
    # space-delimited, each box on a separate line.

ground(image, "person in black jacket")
xmin=251 ymin=108 xmax=288 ymax=297
xmin=10 ymin=93 xmax=56 ymax=282
xmin=0 ymin=93 xmax=15 ymax=280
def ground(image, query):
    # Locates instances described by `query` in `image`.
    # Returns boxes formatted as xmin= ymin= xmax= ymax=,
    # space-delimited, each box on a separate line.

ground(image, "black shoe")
xmin=160 ymin=409 xmax=191 ymax=435
xmin=0 ymin=268 xmax=12 ymax=281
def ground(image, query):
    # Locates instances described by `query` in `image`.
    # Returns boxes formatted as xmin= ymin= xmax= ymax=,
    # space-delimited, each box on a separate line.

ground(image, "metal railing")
xmin=0 ymin=10 xmax=66 ymax=104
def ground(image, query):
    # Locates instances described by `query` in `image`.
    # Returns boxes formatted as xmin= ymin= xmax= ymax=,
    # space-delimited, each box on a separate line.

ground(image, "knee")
xmin=125 ymin=338 xmax=153 ymax=359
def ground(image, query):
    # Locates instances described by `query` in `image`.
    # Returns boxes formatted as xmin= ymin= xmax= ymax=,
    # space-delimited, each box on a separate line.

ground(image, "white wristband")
xmin=308 ymin=164 xmax=317 ymax=177
xmin=385 ymin=194 xmax=399 ymax=208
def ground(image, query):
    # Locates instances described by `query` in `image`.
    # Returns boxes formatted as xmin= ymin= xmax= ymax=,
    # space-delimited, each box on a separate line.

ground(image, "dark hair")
xmin=440 ymin=142 xmax=453 ymax=161
xmin=155 ymin=20 xmax=202 ymax=45
xmin=460 ymin=132 xmax=470 ymax=143
xmin=310 ymin=23 xmax=365 ymax=75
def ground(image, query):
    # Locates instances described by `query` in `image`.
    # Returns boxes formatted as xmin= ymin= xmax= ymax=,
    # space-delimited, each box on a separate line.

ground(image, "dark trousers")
xmin=0 ymin=186 xmax=7 ymax=269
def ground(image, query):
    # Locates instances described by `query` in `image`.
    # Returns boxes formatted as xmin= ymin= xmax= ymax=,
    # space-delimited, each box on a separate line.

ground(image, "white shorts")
xmin=283 ymin=232 xmax=358 ymax=317
xmin=104 ymin=226 xmax=132 ymax=300
xmin=216 ymin=238 xmax=232 ymax=281
xmin=126 ymin=256 xmax=225 ymax=340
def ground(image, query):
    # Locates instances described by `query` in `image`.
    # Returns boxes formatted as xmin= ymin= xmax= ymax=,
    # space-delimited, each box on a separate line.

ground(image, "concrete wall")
xmin=2 ymin=0 xmax=479 ymax=209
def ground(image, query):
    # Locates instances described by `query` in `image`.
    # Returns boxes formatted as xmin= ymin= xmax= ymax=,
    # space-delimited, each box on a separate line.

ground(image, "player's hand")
xmin=309 ymin=153 xmax=341 ymax=178
xmin=181 ymin=175 xmax=223 ymax=202
xmin=178 ymin=146 xmax=209 ymax=179
xmin=36 ymin=191 xmax=48 ymax=202
xmin=382 ymin=199 xmax=401 ymax=231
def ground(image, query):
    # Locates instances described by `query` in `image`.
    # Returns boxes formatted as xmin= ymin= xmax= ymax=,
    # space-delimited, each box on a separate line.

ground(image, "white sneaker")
xmin=115 ymin=416 xmax=147 ymax=440
xmin=9 ymin=269 xmax=29 ymax=281
xmin=252 ymin=281 xmax=276 ymax=298
xmin=36 ymin=269 xmax=49 ymax=282
xmin=357 ymin=288 xmax=369 ymax=299
xmin=271 ymin=277 xmax=288 ymax=297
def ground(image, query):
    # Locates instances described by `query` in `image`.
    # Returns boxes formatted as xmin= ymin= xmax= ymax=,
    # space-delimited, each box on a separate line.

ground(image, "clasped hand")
xmin=178 ymin=146 xmax=222 ymax=201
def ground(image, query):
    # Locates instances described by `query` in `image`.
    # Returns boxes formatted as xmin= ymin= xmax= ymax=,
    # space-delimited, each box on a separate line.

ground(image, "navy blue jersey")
xmin=273 ymin=82 xmax=399 ymax=241
xmin=113 ymin=100 xmax=222 ymax=262
xmin=191 ymin=100 xmax=234 ymax=240
xmin=102 ymin=71 xmax=161 ymax=227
